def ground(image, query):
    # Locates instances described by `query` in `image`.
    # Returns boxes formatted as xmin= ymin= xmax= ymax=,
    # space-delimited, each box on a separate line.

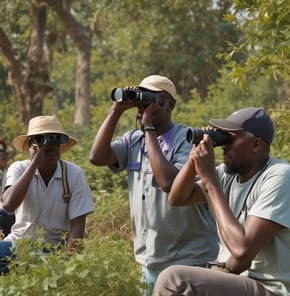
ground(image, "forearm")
xmin=3 ymin=160 xmax=38 ymax=212
xmin=66 ymin=237 xmax=84 ymax=254
xmin=89 ymin=106 xmax=123 ymax=165
xmin=66 ymin=215 xmax=86 ymax=254
xmin=205 ymin=181 xmax=248 ymax=257
xmin=168 ymin=161 xmax=203 ymax=205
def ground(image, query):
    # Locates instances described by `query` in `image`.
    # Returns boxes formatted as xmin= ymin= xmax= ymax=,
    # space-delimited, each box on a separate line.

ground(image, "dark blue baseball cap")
xmin=209 ymin=107 xmax=274 ymax=144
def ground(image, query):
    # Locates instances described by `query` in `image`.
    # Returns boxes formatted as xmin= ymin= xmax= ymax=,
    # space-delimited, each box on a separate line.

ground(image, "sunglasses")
xmin=30 ymin=134 xmax=69 ymax=146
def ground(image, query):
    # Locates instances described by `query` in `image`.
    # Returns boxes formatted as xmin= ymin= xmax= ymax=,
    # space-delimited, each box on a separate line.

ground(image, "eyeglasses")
xmin=30 ymin=134 xmax=69 ymax=146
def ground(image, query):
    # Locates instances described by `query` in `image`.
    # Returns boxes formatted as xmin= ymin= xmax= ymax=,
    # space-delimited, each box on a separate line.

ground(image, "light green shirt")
xmin=208 ymin=158 xmax=290 ymax=296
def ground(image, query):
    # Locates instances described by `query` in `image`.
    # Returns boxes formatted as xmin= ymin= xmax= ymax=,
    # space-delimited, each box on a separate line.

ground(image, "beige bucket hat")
xmin=13 ymin=115 xmax=77 ymax=153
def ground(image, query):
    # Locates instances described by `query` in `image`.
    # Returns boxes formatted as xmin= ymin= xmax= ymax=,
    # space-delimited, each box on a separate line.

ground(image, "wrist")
xmin=143 ymin=126 xmax=156 ymax=132
xmin=204 ymin=179 xmax=218 ymax=193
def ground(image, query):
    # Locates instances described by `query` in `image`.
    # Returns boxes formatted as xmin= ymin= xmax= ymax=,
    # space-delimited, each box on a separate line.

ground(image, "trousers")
xmin=153 ymin=265 xmax=277 ymax=296
xmin=0 ymin=241 xmax=14 ymax=274
xmin=0 ymin=208 xmax=15 ymax=237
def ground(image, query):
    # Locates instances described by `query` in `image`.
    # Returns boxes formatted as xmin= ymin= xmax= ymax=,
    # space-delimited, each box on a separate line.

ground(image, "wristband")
xmin=143 ymin=126 xmax=156 ymax=132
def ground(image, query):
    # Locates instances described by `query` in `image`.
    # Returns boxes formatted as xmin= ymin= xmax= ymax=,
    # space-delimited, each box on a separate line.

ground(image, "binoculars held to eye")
xmin=186 ymin=128 xmax=233 ymax=146
xmin=111 ymin=88 xmax=157 ymax=107
xmin=30 ymin=134 xmax=69 ymax=146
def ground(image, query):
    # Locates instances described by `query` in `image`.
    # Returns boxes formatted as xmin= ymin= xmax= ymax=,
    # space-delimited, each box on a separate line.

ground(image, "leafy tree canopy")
xmin=222 ymin=0 xmax=290 ymax=87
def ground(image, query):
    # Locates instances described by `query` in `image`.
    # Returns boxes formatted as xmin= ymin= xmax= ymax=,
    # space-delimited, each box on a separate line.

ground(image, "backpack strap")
xmin=60 ymin=160 xmax=71 ymax=203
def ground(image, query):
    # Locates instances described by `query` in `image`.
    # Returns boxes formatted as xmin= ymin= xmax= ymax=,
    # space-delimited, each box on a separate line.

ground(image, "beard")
xmin=223 ymin=162 xmax=238 ymax=175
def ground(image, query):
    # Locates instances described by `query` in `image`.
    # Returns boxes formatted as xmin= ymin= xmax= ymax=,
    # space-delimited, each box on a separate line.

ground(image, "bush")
xmin=0 ymin=189 xmax=146 ymax=295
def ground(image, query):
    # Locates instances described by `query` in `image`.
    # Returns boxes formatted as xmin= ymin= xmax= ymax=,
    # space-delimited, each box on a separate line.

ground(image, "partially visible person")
xmin=153 ymin=107 xmax=290 ymax=296
xmin=89 ymin=75 xmax=219 ymax=293
xmin=0 ymin=139 xmax=13 ymax=193
xmin=0 ymin=140 xmax=15 ymax=238
xmin=0 ymin=116 xmax=95 ymax=274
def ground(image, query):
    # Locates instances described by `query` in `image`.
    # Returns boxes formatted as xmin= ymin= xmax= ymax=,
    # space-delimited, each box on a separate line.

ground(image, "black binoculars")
xmin=186 ymin=128 xmax=233 ymax=146
xmin=30 ymin=134 xmax=69 ymax=146
xmin=111 ymin=88 xmax=156 ymax=107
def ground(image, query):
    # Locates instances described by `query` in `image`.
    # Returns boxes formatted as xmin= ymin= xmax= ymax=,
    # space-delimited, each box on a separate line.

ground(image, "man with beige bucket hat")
xmin=0 ymin=115 xmax=95 ymax=274
xmin=89 ymin=75 xmax=218 ymax=293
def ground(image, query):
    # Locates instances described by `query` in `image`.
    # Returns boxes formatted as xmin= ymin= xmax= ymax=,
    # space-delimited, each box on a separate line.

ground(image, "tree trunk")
xmin=0 ymin=0 xmax=54 ymax=125
xmin=25 ymin=0 xmax=54 ymax=122
xmin=75 ymin=41 xmax=91 ymax=126
xmin=45 ymin=0 xmax=93 ymax=126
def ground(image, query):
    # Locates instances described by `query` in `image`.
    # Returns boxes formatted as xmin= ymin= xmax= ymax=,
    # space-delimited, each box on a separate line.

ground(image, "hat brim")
xmin=13 ymin=134 xmax=77 ymax=153
xmin=209 ymin=119 xmax=245 ymax=132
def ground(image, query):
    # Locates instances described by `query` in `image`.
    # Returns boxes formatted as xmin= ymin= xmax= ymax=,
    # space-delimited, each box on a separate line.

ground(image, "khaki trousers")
xmin=153 ymin=265 xmax=277 ymax=296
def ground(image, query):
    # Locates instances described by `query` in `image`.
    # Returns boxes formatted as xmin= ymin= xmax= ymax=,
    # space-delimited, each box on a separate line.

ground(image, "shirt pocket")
xmin=128 ymin=162 xmax=141 ymax=171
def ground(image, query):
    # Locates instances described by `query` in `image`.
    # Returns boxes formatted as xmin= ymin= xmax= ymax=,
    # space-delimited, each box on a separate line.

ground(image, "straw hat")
xmin=13 ymin=116 xmax=77 ymax=153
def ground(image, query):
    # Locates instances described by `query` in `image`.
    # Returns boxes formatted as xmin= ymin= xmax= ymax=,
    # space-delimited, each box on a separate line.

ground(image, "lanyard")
xmin=227 ymin=164 xmax=268 ymax=220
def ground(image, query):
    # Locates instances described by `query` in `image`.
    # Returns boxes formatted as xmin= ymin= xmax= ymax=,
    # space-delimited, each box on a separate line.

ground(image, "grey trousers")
xmin=153 ymin=265 xmax=277 ymax=296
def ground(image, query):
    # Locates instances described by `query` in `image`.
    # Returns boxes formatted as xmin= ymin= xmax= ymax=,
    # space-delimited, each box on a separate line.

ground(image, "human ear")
xmin=167 ymin=99 xmax=176 ymax=111
xmin=253 ymin=138 xmax=264 ymax=152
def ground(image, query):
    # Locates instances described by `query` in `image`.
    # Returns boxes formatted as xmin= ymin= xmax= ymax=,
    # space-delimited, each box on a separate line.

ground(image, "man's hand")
xmin=141 ymin=96 xmax=165 ymax=127
xmin=29 ymin=144 xmax=49 ymax=165
xmin=191 ymin=134 xmax=216 ymax=183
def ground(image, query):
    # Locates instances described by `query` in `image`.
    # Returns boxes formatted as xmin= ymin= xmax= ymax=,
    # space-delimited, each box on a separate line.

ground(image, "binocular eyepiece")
xmin=111 ymin=88 xmax=156 ymax=107
xmin=186 ymin=128 xmax=233 ymax=147
xmin=30 ymin=134 xmax=69 ymax=146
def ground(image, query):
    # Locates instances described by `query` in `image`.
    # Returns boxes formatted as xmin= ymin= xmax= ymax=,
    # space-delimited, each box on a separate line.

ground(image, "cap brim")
xmin=209 ymin=119 xmax=244 ymax=132
xmin=137 ymin=85 xmax=163 ymax=92
xmin=136 ymin=84 xmax=176 ymax=100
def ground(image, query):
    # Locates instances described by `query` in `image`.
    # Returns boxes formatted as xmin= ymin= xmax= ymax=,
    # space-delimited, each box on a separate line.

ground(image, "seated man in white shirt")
xmin=0 ymin=115 xmax=95 ymax=274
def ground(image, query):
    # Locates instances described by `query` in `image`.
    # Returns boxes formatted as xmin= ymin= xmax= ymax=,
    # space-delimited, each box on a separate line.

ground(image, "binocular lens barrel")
xmin=110 ymin=88 xmax=156 ymax=107
xmin=111 ymin=88 xmax=137 ymax=102
xmin=186 ymin=128 xmax=232 ymax=147
xmin=111 ymin=88 xmax=124 ymax=102
xmin=32 ymin=134 xmax=69 ymax=146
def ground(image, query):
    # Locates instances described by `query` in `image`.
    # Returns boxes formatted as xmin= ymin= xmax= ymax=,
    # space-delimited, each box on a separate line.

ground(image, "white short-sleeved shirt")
xmin=4 ymin=160 xmax=95 ymax=246
xmin=199 ymin=158 xmax=290 ymax=296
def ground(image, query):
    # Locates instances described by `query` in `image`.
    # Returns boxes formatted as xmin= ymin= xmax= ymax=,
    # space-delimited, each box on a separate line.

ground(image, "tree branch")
xmin=0 ymin=26 xmax=23 ymax=84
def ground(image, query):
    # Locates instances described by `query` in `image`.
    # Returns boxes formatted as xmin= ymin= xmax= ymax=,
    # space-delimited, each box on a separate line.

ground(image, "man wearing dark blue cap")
xmin=153 ymin=107 xmax=290 ymax=296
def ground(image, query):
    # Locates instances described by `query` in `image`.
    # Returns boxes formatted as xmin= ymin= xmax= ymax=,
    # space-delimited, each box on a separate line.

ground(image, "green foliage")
xmin=0 ymin=0 xmax=290 ymax=294
xmin=89 ymin=0 xmax=239 ymax=102
xmin=0 ymin=0 xmax=31 ymax=63
xmin=0 ymin=220 xmax=144 ymax=296
xmin=0 ymin=95 xmax=144 ymax=294
xmin=0 ymin=94 xmax=25 ymax=164
xmin=50 ymin=53 xmax=77 ymax=107
xmin=269 ymin=102 xmax=290 ymax=161
xmin=222 ymin=0 xmax=290 ymax=86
